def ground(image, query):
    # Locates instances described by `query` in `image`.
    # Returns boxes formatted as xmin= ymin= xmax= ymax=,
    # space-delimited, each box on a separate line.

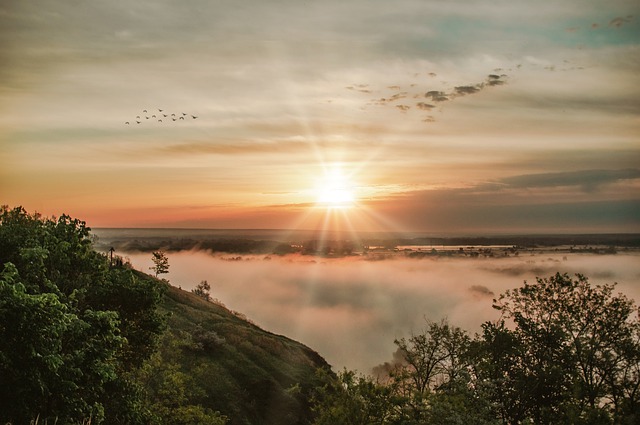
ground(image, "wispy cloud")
xmin=350 ymin=73 xmax=510 ymax=122
xmin=609 ymin=15 xmax=634 ymax=28
xmin=360 ymin=168 xmax=640 ymax=233
xmin=495 ymin=169 xmax=640 ymax=192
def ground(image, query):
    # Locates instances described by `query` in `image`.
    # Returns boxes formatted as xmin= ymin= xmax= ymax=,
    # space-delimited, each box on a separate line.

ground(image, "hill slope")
xmin=136 ymin=271 xmax=330 ymax=425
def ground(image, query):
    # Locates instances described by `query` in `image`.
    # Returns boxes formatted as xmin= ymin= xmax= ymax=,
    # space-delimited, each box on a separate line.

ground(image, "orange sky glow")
xmin=1 ymin=1 xmax=639 ymax=234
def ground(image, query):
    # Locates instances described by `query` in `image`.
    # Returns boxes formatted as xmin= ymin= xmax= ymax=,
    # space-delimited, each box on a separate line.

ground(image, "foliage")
xmin=393 ymin=319 xmax=471 ymax=394
xmin=138 ymin=282 xmax=330 ymax=425
xmin=481 ymin=272 xmax=640 ymax=424
xmin=312 ymin=368 xmax=400 ymax=425
xmin=312 ymin=273 xmax=640 ymax=425
xmin=5 ymin=204 xmax=639 ymax=424
xmin=150 ymin=250 xmax=170 ymax=278
xmin=0 ymin=206 xmax=166 ymax=424
xmin=192 ymin=279 xmax=212 ymax=301
xmin=137 ymin=343 xmax=228 ymax=425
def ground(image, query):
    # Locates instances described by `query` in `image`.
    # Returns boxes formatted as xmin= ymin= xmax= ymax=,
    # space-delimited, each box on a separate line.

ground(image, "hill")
xmin=135 ymin=270 xmax=330 ymax=425
xmin=0 ymin=206 xmax=330 ymax=424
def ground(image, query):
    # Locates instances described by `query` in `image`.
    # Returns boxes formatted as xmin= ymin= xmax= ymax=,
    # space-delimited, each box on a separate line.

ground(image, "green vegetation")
xmin=312 ymin=273 xmax=640 ymax=424
xmin=150 ymin=250 xmax=170 ymax=278
xmin=0 ymin=206 xmax=166 ymax=423
xmin=0 ymin=206 xmax=329 ymax=424
xmin=3 ymin=205 xmax=638 ymax=424
xmin=192 ymin=279 xmax=212 ymax=301
xmin=140 ymin=279 xmax=329 ymax=425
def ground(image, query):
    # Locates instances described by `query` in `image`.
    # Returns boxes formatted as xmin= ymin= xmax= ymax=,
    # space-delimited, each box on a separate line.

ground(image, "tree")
xmin=312 ymin=368 xmax=401 ymax=425
xmin=312 ymin=321 xmax=494 ymax=425
xmin=150 ymin=250 xmax=170 ymax=278
xmin=394 ymin=319 xmax=471 ymax=394
xmin=391 ymin=319 xmax=476 ymax=422
xmin=0 ymin=206 xmax=165 ymax=424
xmin=0 ymin=263 xmax=122 ymax=422
xmin=192 ymin=280 xmax=211 ymax=301
xmin=312 ymin=273 xmax=639 ymax=425
xmin=479 ymin=273 xmax=640 ymax=424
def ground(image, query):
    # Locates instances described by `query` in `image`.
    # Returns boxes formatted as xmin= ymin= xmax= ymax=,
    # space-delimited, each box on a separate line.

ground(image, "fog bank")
xmin=124 ymin=251 xmax=640 ymax=373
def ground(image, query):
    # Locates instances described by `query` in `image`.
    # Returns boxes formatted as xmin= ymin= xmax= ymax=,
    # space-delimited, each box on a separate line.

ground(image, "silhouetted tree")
xmin=312 ymin=273 xmax=639 ymax=425
xmin=192 ymin=280 xmax=211 ymax=301
xmin=150 ymin=250 xmax=170 ymax=278
xmin=476 ymin=273 xmax=640 ymax=424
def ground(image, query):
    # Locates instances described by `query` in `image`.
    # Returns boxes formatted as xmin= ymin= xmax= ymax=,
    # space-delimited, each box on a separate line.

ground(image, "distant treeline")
xmin=101 ymin=238 xmax=284 ymax=254
xmin=406 ymin=234 xmax=640 ymax=248
xmin=98 ymin=233 xmax=640 ymax=256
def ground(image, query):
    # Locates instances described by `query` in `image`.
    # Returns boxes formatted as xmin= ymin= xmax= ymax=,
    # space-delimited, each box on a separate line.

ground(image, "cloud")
xmin=469 ymin=285 xmax=494 ymax=297
xmin=454 ymin=85 xmax=482 ymax=95
xmin=350 ymin=72 xmax=509 ymax=123
xmin=4 ymin=0 xmax=638 ymax=233
xmin=122 ymin=250 xmax=640 ymax=374
xmin=363 ymin=170 xmax=640 ymax=234
xmin=609 ymin=15 xmax=634 ymax=28
xmin=425 ymin=90 xmax=450 ymax=102
xmin=496 ymin=169 xmax=640 ymax=192
xmin=159 ymin=140 xmax=309 ymax=156
xmin=416 ymin=102 xmax=436 ymax=110
xmin=487 ymin=74 xmax=507 ymax=86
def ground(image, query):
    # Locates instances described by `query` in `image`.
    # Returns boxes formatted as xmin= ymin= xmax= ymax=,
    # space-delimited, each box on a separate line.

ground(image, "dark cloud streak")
xmin=496 ymin=169 xmax=640 ymax=192
xmin=351 ymin=73 xmax=509 ymax=122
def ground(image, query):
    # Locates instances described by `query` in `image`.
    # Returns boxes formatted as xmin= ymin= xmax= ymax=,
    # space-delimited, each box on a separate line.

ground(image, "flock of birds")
xmin=125 ymin=109 xmax=198 ymax=125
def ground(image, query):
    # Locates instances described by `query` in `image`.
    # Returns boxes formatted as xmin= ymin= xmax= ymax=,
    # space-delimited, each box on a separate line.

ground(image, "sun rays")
xmin=275 ymin=156 xmax=411 ymax=255
xmin=314 ymin=164 xmax=356 ymax=209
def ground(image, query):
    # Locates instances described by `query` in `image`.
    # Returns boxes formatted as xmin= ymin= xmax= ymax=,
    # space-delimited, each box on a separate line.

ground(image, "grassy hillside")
xmin=135 ymin=271 xmax=330 ymax=425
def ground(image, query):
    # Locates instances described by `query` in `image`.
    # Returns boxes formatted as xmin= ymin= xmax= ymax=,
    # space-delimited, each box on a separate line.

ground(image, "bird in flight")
xmin=125 ymin=108 xmax=200 ymax=126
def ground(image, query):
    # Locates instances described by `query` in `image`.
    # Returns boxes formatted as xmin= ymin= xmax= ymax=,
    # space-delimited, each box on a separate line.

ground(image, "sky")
xmin=2 ymin=0 xmax=639 ymax=234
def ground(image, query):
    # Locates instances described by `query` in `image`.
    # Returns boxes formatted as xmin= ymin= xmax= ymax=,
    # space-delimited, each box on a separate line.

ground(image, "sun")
xmin=315 ymin=165 xmax=356 ymax=209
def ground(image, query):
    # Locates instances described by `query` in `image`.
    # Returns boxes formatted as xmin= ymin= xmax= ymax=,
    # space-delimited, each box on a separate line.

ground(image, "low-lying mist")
xmin=123 ymin=250 xmax=640 ymax=373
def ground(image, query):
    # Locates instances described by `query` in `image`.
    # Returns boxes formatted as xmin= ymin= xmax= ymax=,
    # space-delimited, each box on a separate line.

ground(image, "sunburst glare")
xmin=315 ymin=164 xmax=356 ymax=209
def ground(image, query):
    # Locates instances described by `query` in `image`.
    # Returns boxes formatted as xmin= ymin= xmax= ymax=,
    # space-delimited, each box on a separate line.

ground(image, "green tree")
xmin=479 ymin=273 xmax=640 ymax=424
xmin=0 ymin=262 xmax=124 ymax=423
xmin=394 ymin=319 xmax=471 ymax=394
xmin=392 ymin=319 xmax=479 ymax=422
xmin=312 ymin=369 xmax=401 ymax=425
xmin=312 ymin=321 xmax=495 ymax=425
xmin=312 ymin=274 xmax=639 ymax=425
xmin=150 ymin=250 xmax=170 ymax=278
xmin=138 ymin=341 xmax=228 ymax=425
xmin=0 ymin=206 xmax=165 ymax=424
